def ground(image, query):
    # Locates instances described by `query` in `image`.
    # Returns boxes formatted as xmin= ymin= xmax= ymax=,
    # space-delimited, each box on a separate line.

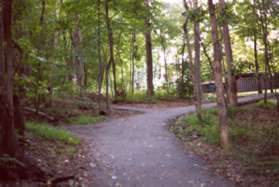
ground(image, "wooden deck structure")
xmin=202 ymin=73 xmax=279 ymax=93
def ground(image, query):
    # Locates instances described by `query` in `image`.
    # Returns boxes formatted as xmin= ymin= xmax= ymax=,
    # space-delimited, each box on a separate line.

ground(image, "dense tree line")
xmin=0 ymin=0 xmax=278 ymax=157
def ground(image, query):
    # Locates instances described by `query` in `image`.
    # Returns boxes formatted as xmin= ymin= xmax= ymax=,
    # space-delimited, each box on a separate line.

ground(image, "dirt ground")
xmin=172 ymin=102 xmax=279 ymax=186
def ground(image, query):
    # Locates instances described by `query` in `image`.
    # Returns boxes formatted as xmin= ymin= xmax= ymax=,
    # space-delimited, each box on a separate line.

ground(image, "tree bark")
xmin=160 ymin=34 xmax=169 ymax=93
xmin=259 ymin=5 xmax=273 ymax=102
xmin=104 ymin=0 xmax=116 ymax=99
xmin=0 ymin=0 xmax=17 ymax=156
xmin=208 ymin=0 xmax=230 ymax=150
xmin=130 ymin=32 xmax=136 ymax=93
xmin=104 ymin=0 xmax=114 ymax=110
xmin=201 ymin=41 xmax=214 ymax=77
xmin=253 ymin=31 xmax=262 ymax=94
xmin=97 ymin=0 xmax=104 ymax=111
xmin=182 ymin=0 xmax=194 ymax=84
xmin=181 ymin=34 xmax=186 ymax=79
xmin=71 ymin=22 xmax=85 ymax=95
xmin=144 ymin=0 xmax=154 ymax=96
xmin=219 ymin=0 xmax=237 ymax=106
xmin=34 ymin=0 xmax=46 ymax=113
xmin=105 ymin=0 xmax=116 ymax=101
xmin=193 ymin=0 xmax=203 ymax=120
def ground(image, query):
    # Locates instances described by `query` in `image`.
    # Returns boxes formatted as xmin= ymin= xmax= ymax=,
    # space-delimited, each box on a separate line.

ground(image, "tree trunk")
xmin=193 ymin=0 xmax=203 ymax=120
xmin=181 ymin=34 xmax=186 ymax=79
xmin=105 ymin=0 xmax=116 ymax=102
xmin=71 ymin=23 xmax=85 ymax=95
xmin=253 ymin=31 xmax=262 ymax=94
xmin=34 ymin=0 xmax=46 ymax=112
xmin=0 ymin=0 xmax=17 ymax=156
xmin=130 ymin=32 xmax=136 ymax=93
xmin=144 ymin=0 xmax=154 ymax=96
xmin=104 ymin=0 xmax=114 ymax=110
xmin=259 ymin=7 xmax=273 ymax=102
xmin=14 ymin=95 xmax=24 ymax=137
xmin=160 ymin=35 xmax=169 ymax=93
xmin=219 ymin=0 xmax=237 ymax=106
xmin=208 ymin=0 xmax=230 ymax=150
xmin=120 ymin=53 xmax=124 ymax=90
xmin=201 ymin=41 xmax=214 ymax=77
xmin=97 ymin=0 xmax=104 ymax=112
xmin=182 ymin=0 xmax=194 ymax=84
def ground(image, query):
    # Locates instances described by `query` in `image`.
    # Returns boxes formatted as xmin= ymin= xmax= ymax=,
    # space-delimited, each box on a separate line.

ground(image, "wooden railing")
xmin=202 ymin=73 xmax=279 ymax=93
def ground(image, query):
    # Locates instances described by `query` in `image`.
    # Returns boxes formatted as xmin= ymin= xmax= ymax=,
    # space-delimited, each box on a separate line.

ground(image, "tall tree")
xmin=182 ymin=0 xmax=194 ymax=85
xmin=130 ymin=31 xmax=136 ymax=94
xmin=159 ymin=32 xmax=169 ymax=93
xmin=193 ymin=0 xmax=203 ymax=120
xmin=97 ymin=0 xmax=104 ymax=111
xmin=0 ymin=0 xmax=18 ymax=156
xmin=252 ymin=0 xmax=262 ymax=94
xmin=253 ymin=31 xmax=262 ymax=94
xmin=34 ymin=0 xmax=46 ymax=112
xmin=208 ymin=0 xmax=230 ymax=150
xmin=71 ymin=19 xmax=85 ymax=94
xmin=104 ymin=0 xmax=115 ymax=109
xmin=219 ymin=0 xmax=237 ymax=106
xmin=258 ymin=0 xmax=274 ymax=102
xmin=144 ymin=0 xmax=154 ymax=96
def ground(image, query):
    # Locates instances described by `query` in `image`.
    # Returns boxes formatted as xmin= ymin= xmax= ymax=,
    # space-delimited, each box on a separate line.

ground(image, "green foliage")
xmin=171 ymin=109 xmax=219 ymax=144
xmin=12 ymin=0 xmax=279 ymax=111
xmin=172 ymin=106 xmax=273 ymax=146
xmin=256 ymin=100 xmax=276 ymax=109
xmin=126 ymin=94 xmax=158 ymax=104
xmin=230 ymin=126 xmax=249 ymax=142
xmin=176 ymin=79 xmax=193 ymax=99
xmin=227 ymin=106 xmax=245 ymax=118
xmin=206 ymin=95 xmax=216 ymax=102
xmin=67 ymin=115 xmax=105 ymax=125
xmin=26 ymin=122 xmax=80 ymax=145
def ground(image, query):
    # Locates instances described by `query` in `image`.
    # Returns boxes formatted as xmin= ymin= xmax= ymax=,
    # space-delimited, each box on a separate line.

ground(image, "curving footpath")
xmin=68 ymin=95 xmax=268 ymax=187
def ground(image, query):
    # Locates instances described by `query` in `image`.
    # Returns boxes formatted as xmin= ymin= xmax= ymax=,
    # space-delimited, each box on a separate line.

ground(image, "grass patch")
xmin=206 ymin=94 xmax=217 ymax=102
xmin=256 ymin=99 xmax=276 ymax=110
xmin=118 ymin=92 xmax=158 ymax=104
xmin=67 ymin=115 xmax=105 ymax=125
xmin=26 ymin=122 xmax=80 ymax=145
xmin=171 ymin=107 xmax=258 ymax=144
xmin=171 ymin=109 xmax=219 ymax=144
xmin=171 ymin=103 xmax=279 ymax=184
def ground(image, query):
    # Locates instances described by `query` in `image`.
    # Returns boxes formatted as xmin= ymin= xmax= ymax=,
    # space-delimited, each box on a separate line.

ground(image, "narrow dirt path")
xmin=68 ymin=95 xmax=267 ymax=187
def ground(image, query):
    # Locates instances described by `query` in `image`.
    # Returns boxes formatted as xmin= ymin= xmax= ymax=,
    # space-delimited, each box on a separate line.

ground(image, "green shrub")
xmin=228 ymin=106 xmax=245 ymax=118
xmin=120 ymin=91 xmax=158 ymax=104
xmin=200 ymin=124 xmax=219 ymax=144
xmin=177 ymin=109 xmax=219 ymax=144
xmin=67 ymin=115 xmax=105 ymax=125
xmin=26 ymin=122 xmax=80 ymax=145
xmin=176 ymin=79 xmax=193 ymax=99
xmin=230 ymin=126 xmax=249 ymax=141
xmin=206 ymin=95 xmax=217 ymax=102
xmin=256 ymin=100 xmax=276 ymax=109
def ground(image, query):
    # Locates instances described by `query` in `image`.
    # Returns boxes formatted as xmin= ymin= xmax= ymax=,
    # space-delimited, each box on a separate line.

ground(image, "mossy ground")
xmin=170 ymin=100 xmax=279 ymax=186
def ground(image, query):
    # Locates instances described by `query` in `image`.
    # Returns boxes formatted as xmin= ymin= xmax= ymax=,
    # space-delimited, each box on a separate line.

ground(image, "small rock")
xmin=112 ymin=176 xmax=117 ymax=180
xmin=90 ymin=163 xmax=96 ymax=168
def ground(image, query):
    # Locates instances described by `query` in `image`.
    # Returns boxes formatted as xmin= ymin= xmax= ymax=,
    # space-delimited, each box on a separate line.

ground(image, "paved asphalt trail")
xmin=68 ymin=95 xmax=266 ymax=187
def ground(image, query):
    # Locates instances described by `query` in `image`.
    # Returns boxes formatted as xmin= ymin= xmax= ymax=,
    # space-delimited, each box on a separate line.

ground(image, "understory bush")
xmin=67 ymin=115 xmax=105 ymax=125
xmin=26 ymin=122 xmax=80 ymax=145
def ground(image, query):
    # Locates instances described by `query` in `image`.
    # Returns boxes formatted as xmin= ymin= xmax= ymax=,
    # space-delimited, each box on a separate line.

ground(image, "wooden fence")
xmin=202 ymin=73 xmax=279 ymax=93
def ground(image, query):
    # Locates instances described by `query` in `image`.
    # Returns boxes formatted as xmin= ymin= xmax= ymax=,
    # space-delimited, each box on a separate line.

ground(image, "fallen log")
xmin=47 ymin=176 xmax=76 ymax=186
xmin=25 ymin=107 xmax=56 ymax=122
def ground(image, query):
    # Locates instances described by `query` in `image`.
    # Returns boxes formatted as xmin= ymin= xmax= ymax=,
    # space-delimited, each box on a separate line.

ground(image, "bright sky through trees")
xmin=160 ymin=0 xmax=181 ymax=5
